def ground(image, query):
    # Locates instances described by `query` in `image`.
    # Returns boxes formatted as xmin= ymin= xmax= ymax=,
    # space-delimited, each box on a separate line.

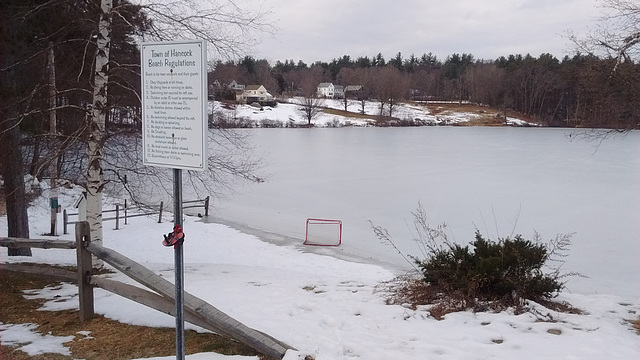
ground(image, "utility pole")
xmin=48 ymin=43 xmax=58 ymax=236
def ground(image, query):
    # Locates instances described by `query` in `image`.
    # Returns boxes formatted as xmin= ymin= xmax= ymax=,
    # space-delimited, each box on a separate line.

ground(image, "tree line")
xmin=210 ymin=51 xmax=639 ymax=129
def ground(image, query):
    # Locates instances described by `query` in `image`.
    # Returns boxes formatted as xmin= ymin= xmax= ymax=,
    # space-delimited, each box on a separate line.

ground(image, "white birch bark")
xmin=86 ymin=0 xmax=112 ymax=267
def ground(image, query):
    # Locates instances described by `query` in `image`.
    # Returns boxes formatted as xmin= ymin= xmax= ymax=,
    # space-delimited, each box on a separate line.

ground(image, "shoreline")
xmin=200 ymin=214 xmax=408 ymax=274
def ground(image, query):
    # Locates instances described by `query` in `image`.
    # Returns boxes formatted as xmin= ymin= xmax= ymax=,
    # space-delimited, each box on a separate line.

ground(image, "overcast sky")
xmin=252 ymin=0 xmax=603 ymax=64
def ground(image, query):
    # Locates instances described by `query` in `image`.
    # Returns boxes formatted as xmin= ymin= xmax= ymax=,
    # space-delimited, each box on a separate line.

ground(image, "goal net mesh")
xmin=304 ymin=218 xmax=342 ymax=246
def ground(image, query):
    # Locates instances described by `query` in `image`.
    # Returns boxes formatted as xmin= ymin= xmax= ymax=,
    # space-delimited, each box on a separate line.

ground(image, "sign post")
xmin=141 ymin=39 xmax=207 ymax=360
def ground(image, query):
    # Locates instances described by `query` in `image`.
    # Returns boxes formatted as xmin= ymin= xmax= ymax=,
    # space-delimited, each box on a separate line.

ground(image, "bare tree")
xmin=336 ymin=67 xmax=357 ymax=111
xmin=369 ymin=66 xmax=409 ymax=117
xmin=569 ymin=0 xmax=640 ymax=131
xmin=571 ymin=0 xmax=640 ymax=69
xmin=297 ymin=96 xmax=325 ymax=126
xmin=353 ymin=68 xmax=373 ymax=114
xmin=466 ymin=63 xmax=505 ymax=107
xmin=138 ymin=0 xmax=273 ymax=58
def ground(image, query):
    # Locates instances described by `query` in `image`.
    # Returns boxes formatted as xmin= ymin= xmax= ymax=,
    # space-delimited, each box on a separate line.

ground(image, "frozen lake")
xmin=210 ymin=127 xmax=640 ymax=298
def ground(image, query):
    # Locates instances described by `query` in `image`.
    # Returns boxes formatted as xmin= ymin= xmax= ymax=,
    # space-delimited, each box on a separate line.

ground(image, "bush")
xmin=371 ymin=202 xmax=575 ymax=315
xmin=416 ymin=231 xmax=562 ymax=304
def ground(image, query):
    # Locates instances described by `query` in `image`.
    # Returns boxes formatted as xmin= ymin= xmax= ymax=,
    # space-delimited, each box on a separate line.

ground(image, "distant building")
xmin=237 ymin=85 xmax=273 ymax=104
xmin=317 ymin=83 xmax=335 ymax=98
xmin=345 ymin=85 xmax=365 ymax=100
xmin=318 ymin=83 xmax=363 ymax=99
xmin=227 ymin=80 xmax=245 ymax=91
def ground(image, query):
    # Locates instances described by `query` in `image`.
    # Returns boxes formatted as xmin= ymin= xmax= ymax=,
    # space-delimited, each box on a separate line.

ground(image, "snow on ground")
xmin=1 ymin=186 xmax=639 ymax=359
xmin=210 ymin=98 xmax=530 ymax=127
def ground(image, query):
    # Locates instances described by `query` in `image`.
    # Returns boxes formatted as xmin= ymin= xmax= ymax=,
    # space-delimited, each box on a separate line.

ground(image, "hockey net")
xmin=304 ymin=218 xmax=342 ymax=246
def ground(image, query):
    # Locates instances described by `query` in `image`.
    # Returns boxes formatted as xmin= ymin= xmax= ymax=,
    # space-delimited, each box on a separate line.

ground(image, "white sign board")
xmin=141 ymin=40 xmax=208 ymax=170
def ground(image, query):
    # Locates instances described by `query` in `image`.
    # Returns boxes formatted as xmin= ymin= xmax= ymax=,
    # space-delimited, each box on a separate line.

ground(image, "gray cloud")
xmin=253 ymin=0 xmax=601 ymax=63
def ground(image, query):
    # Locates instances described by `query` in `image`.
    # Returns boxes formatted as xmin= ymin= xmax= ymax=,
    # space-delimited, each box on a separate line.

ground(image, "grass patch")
xmin=0 ymin=268 xmax=263 ymax=359
xmin=418 ymin=101 xmax=534 ymax=126
xmin=424 ymin=102 xmax=504 ymax=126
xmin=375 ymin=271 xmax=584 ymax=320
xmin=424 ymin=102 xmax=495 ymax=115
xmin=321 ymin=101 xmax=533 ymax=127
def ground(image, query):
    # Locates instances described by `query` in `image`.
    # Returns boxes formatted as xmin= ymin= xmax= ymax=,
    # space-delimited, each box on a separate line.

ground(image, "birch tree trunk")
xmin=86 ymin=0 xmax=112 ymax=266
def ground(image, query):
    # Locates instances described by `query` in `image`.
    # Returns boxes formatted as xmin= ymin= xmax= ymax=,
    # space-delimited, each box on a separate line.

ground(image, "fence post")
xmin=158 ymin=201 xmax=163 ymax=223
xmin=75 ymin=221 xmax=94 ymax=322
xmin=124 ymin=199 xmax=128 ymax=225
xmin=115 ymin=204 xmax=120 ymax=230
xmin=204 ymin=196 xmax=210 ymax=217
xmin=63 ymin=209 xmax=68 ymax=235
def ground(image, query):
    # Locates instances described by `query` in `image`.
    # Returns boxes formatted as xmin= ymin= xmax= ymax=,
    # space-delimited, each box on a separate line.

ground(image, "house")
xmin=318 ymin=83 xmax=360 ymax=99
xmin=237 ymin=85 xmax=273 ymax=104
xmin=317 ymin=83 xmax=335 ymax=98
xmin=227 ymin=80 xmax=245 ymax=91
xmin=345 ymin=85 xmax=364 ymax=99
xmin=208 ymin=79 xmax=222 ymax=99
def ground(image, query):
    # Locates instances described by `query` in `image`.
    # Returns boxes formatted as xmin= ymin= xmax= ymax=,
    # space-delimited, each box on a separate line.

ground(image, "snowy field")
xmin=1 ymin=187 xmax=639 ymax=359
xmin=212 ymin=98 xmax=530 ymax=127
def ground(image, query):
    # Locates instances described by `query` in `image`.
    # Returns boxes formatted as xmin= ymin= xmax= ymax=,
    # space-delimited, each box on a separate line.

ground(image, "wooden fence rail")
xmin=0 ymin=219 xmax=292 ymax=359
xmin=62 ymin=197 xmax=209 ymax=234
xmin=182 ymin=196 xmax=210 ymax=217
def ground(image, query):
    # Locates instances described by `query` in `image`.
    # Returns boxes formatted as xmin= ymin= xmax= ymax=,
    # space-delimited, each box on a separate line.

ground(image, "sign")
xmin=141 ymin=40 xmax=208 ymax=171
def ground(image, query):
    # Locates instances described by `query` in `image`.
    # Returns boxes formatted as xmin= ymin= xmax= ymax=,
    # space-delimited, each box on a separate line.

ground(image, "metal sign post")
xmin=173 ymin=168 xmax=184 ymax=358
xmin=141 ymin=39 xmax=207 ymax=360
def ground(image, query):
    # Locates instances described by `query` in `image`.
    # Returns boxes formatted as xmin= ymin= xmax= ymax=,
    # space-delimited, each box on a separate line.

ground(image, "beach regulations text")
xmin=141 ymin=40 xmax=207 ymax=171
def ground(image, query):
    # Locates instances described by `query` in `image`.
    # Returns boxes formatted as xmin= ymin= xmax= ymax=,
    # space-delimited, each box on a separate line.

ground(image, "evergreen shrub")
xmin=415 ymin=231 xmax=562 ymax=304
xmin=371 ymin=202 xmax=575 ymax=315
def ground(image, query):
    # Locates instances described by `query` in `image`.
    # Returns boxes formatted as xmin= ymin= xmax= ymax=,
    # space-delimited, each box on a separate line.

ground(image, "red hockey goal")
xmin=304 ymin=218 xmax=342 ymax=246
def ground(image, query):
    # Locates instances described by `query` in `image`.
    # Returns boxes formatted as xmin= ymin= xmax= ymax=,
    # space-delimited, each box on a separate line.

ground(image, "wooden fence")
xmin=0 ymin=221 xmax=292 ymax=359
xmin=62 ymin=197 xmax=209 ymax=234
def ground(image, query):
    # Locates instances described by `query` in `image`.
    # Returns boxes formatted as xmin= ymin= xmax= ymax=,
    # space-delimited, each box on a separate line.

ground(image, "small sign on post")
xmin=141 ymin=39 xmax=207 ymax=360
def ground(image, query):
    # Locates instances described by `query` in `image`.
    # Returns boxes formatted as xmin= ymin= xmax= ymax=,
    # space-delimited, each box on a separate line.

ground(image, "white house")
xmin=318 ymin=83 xmax=353 ymax=99
xmin=237 ymin=85 xmax=273 ymax=103
xmin=317 ymin=83 xmax=335 ymax=98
